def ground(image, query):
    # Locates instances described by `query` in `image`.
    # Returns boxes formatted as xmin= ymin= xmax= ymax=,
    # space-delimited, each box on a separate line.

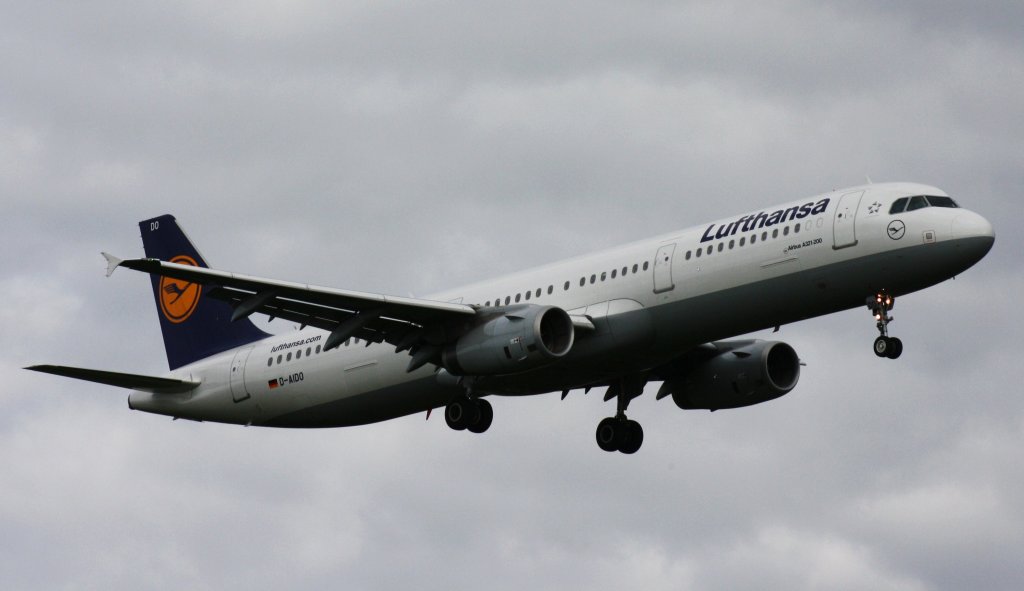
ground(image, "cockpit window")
xmin=891 ymin=194 xmax=960 ymax=215
xmin=906 ymin=196 xmax=929 ymax=212
xmin=926 ymin=195 xmax=959 ymax=208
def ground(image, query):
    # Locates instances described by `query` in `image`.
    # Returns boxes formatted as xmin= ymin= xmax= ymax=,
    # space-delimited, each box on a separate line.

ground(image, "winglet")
xmin=102 ymin=252 xmax=123 ymax=277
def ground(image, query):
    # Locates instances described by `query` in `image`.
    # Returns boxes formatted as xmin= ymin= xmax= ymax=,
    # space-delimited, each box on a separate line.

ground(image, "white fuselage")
xmin=128 ymin=183 xmax=994 ymax=427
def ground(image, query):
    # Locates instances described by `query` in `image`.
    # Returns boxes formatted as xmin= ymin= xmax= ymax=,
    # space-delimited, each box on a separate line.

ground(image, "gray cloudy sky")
xmin=3 ymin=1 xmax=1022 ymax=589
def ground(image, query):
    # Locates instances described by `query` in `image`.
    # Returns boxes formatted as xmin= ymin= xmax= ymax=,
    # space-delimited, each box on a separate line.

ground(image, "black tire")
xmin=467 ymin=399 xmax=493 ymax=433
xmin=596 ymin=417 xmax=619 ymax=452
xmin=873 ymin=336 xmax=889 ymax=358
xmin=886 ymin=337 xmax=903 ymax=359
xmin=619 ymin=420 xmax=644 ymax=455
xmin=445 ymin=399 xmax=478 ymax=431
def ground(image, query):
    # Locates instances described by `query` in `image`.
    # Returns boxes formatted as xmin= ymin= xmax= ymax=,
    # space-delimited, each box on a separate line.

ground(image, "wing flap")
xmin=26 ymin=365 xmax=199 ymax=394
xmin=207 ymin=286 xmax=419 ymax=346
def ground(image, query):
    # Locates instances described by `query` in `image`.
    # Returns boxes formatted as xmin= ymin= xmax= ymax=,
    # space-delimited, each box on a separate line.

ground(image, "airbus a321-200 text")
xmin=29 ymin=183 xmax=994 ymax=454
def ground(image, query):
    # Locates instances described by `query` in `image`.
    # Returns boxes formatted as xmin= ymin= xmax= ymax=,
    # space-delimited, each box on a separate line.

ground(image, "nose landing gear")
xmin=868 ymin=293 xmax=902 ymax=359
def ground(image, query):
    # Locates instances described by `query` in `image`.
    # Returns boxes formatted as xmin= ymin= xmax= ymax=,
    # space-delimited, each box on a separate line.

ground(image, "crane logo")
xmin=159 ymin=255 xmax=202 ymax=323
xmin=887 ymin=220 xmax=906 ymax=240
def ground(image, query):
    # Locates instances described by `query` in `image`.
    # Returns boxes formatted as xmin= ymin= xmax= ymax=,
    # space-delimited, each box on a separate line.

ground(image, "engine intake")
xmin=442 ymin=305 xmax=574 ymax=376
xmin=666 ymin=340 xmax=800 ymax=411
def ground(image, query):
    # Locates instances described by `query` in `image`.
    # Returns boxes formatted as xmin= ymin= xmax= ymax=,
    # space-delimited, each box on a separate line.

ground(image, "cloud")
xmin=3 ymin=1 xmax=1021 ymax=590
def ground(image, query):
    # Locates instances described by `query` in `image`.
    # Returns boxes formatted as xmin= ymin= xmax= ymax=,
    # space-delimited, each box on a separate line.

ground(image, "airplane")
xmin=27 ymin=182 xmax=994 ymax=454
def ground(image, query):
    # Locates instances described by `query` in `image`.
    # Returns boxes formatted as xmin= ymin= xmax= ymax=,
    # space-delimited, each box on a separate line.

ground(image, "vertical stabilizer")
xmin=139 ymin=215 xmax=270 ymax=370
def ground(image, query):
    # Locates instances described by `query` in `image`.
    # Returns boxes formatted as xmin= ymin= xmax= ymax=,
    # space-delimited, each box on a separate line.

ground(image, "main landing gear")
xmin=445 ymin=395 xmax=493 ymax=434
xmin=595 ymin=377 xmax=645 ymax=454
xmin=868 ymin=293 xmax=902 ymax=359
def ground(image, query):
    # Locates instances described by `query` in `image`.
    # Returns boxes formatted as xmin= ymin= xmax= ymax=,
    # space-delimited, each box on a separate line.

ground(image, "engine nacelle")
xmin=442 ymin=305 xmax=574 ymax=376
xmin=667 ymin=340 xmax=800 ymax=411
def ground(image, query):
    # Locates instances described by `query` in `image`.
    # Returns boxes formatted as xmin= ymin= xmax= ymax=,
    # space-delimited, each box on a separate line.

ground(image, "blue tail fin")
xmin=140 ymin=215 xmax=271 ymax=370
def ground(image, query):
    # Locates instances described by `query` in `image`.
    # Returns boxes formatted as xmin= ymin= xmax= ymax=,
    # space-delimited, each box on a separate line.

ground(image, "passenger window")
xmin=696 ymin=248 xmax=702 ymax=258
xmin=611 ymin=269 xmax=617 ymax=279
xmin=740 ymin=237 xmax=746 ymax=246
xmin=296 ymin=350 xmax=302 ymax=359
xmin=889 ymin=197 xmax=909 ymax=214
xmin=751 ymin=234 xmax=757 ymax=244
xmin=706 ymin=245 xmax=713 ymax=256
xmin=907 ymin=196 xmax=928 ymax=211
xmin=685 ymin=250 xmax=691 ymax=260
xmin=772 ymin=229 xmax=779 ymax=238
xmin=794 ymin=224 xmax=800 ymax=234
xmin=590 ymin=275 xmax=596 ymax=284
xmin=783 ymin=226 xmax=789 ymax=236
xmin=315 ymin=346 xmax=321 ymax=354
xmin=622 ymin=266 xmax=628 ymax=276
xmin=728 ymin=240 xmax=734 ymax=249
xmin=277 ymin=355 xmax=282 ymax=364
xmin=717 ymin=243 xmax=724 ymax=252
xmin=286 ymin=352 xmax=292 ymax=361
xmin=762 ymin=232 xmax=768 ymax=241
xmin=643 ymin=262 xmax=649 ymax=271
xmin=536 ymin=288 xmax=542 ymax=297
xmin=267 ymin=358 xmax=272 ymax=367
xmin=564 ymin=281 xmax=570 ymax=291
xmin=632 ymin=264 xmax=639 ymax=273
xmin=579 ymin=277 xmax=585 ymax=287
xmin=525 ymin=291 xmax=531 ymax=301
xmin=547 ymin=286 xmax=553 ymax=295
xmin=600 ymin=272 xmax=606 ymax=281
xmin=515 ymin=293 xmax=521 ymax=303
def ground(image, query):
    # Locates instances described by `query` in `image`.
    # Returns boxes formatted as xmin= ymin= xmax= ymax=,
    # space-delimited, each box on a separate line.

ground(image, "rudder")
xmin=140 ymin=215 xmax=270 ymax=370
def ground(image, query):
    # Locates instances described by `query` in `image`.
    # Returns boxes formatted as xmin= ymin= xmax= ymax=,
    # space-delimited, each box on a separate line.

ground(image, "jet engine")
xmin=663 ymin=340 xmax=800 ymax=411
xmin=442 ymin=305 xmax=574 ymax=376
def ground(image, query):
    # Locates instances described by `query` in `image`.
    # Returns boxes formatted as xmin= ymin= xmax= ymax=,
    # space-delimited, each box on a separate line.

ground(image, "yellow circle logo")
xmin=159 ymin=255 xmax=202 ymax=324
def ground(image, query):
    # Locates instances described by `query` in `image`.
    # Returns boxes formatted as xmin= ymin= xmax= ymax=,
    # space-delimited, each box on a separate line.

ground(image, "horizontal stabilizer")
xmin=25 ymin=365 xmax=199 ymax=394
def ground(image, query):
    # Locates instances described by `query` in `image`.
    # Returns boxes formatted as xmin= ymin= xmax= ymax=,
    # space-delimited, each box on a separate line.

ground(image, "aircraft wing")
xmin=106 ymin=255 xmax=478 ymax=362
xmin=25 ymin=365 xmax=199 ymax=394
xmin=106 ymin=254 xmax=596 ymax=371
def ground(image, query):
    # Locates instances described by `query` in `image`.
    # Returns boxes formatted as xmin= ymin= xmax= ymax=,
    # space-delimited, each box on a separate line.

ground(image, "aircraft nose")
xmin=951 ymin=211 xmax=995 ymax=241
xmin=950 ymin=211 xmax=995 ymax=266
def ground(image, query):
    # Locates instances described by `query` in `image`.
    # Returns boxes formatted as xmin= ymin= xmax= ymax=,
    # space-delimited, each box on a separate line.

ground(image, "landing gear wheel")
xmin=595 ymin=417 xmax=645 ymax=454
xmin=868 ymin=293 xmax=903 ymax=360
xmin=445 ymin=398 xmax=479 ymax=431
xmin=886 ymin=337 xmax=903 ymax=360
xmin=467 ymin=399 xmax=493 ymax=433
xmin=873 ymin=336 xmax=903 ymax=359
xmin=596 ymin=417 xmax=619 ymax=452
xmin=619 ymin=420 xmax=644 ymax=455
xmin=873 ymin=336 xmax=890 ymax=358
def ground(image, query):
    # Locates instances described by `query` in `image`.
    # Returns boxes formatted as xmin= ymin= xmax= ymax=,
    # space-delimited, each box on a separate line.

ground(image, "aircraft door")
xmin=833 ymin=190 xmax=864 ymax=249
xmin=653 ymin=243 xmax=676 ymax=294
xmin=229 ymin=346 xmax=254 ymax=402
